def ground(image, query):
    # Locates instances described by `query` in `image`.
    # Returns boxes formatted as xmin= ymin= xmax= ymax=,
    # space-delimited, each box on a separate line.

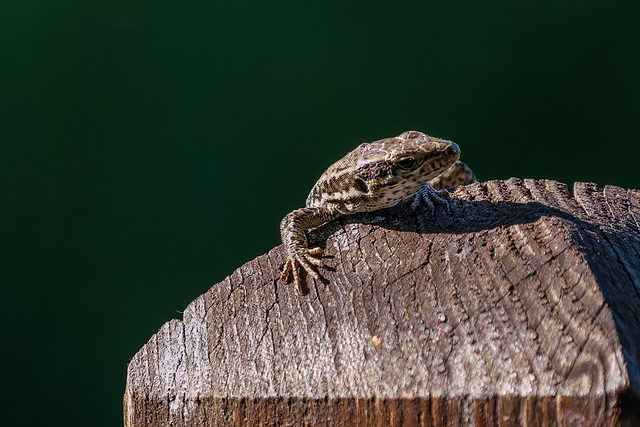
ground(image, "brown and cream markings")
xmin=280 ymin=130 xmax=477 ymax=291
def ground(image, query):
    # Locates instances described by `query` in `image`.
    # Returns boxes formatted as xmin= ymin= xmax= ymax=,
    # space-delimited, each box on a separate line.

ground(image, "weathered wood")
xmin=124 ymin=179 xmax=640 ymax=426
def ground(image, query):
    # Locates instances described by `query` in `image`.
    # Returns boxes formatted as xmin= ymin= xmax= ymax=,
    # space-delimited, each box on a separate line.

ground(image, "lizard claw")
xmin=282 ymin=247 xmax=324 ymax=291
xmin=404 ymin=185 xmax=450 ymax=213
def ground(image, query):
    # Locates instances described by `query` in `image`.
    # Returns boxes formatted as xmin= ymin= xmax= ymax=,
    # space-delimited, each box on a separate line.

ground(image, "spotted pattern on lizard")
xmin=280 ymin=130 xmax=477 ymax=292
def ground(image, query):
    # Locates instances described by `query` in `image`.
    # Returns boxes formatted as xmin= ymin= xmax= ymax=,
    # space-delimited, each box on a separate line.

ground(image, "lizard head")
xmin=356 ymin=130 xmax=460 ymax=187
xmin=391 ymin=130 xmax=459 ymax=179
xmin=306 ymin=130 xmax=461 ymax=212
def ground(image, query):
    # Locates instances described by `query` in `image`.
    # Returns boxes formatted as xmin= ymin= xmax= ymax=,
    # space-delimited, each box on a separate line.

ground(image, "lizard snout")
xmin=437 ymin=140 xmax=460 ymax=157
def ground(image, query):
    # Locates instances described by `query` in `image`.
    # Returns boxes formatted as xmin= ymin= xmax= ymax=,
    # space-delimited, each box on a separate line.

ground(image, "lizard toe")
xmin=281 ymin=258 xmax=294 ymax=282
xmin=308 ymin=247 xmax=323 ymax=256
xmin=297 ymin=255 xmax=320 ymax=280
xmin=304 ymin=254 xmax=323 ymax=267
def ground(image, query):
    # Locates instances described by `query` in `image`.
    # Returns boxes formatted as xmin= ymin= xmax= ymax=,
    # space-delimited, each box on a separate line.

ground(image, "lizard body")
xmin=280 ymin=130 xmax=477 ymax=291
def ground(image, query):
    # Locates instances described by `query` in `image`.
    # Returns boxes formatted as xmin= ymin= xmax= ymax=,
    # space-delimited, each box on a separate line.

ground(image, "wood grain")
xmin=124 ymin=179 xmax=640 ymax=426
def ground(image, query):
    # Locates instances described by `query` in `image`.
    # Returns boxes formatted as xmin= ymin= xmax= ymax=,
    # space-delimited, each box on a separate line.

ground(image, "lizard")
xmin=280 ymin=130 xmax=477 ymax=292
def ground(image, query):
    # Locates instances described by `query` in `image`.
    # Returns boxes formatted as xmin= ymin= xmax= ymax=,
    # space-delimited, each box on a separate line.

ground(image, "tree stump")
xmin=123 ymin=179 xmax=640 ymax=426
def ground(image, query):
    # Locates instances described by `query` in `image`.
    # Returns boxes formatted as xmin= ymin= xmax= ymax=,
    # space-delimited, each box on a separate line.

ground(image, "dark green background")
xmin=2 ymin=0 xmax=638 ymax=425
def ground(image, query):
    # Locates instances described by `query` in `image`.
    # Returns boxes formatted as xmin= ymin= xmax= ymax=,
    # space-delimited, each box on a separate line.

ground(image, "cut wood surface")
xmin=124 ymin=179 xmax=640 ymax=426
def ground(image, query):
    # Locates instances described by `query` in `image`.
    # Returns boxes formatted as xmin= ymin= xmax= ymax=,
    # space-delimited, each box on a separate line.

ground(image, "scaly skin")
xmin=280 ymin=130 xmax=477 ymax=292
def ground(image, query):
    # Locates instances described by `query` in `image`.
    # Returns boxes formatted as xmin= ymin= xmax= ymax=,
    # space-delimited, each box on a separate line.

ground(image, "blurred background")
xmin=1 ymin=0 xmax=638 ymax=425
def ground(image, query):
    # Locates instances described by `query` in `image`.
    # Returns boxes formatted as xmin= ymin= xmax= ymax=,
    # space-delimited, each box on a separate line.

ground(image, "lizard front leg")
xmin=405 ymin=184 xmax=451 ymax=213
xmin=280 ymin=207 xmax=341 ymax=291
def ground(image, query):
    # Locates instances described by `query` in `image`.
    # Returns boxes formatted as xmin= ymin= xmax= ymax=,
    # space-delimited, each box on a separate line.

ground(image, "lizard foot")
xmin=281 ymin=247 xmax=324 ymax=291
xmin=403 ymin=185 xmax=450 ymax=213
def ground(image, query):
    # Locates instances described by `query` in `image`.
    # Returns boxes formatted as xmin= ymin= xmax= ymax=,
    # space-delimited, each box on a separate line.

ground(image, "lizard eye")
xmin=396 ymin=156 xmax=417 ymax=170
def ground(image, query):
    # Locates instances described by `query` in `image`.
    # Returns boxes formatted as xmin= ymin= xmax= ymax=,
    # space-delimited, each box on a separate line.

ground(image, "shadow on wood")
xmin=124 ymin=179 xmax=640 ymax=426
